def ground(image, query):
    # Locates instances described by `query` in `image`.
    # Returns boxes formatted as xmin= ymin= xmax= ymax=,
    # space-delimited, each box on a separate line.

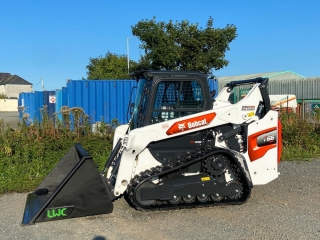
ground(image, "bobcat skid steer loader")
xmin=22 ymin=71 xmax=282 ymax=225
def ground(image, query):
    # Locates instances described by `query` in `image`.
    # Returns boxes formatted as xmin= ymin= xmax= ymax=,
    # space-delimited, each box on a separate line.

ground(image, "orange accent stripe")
xmin=277 ymin=120 xmax=282 ymax=163
xmin=271 ymin=96 xmax=296 ymax=107
xmin=248 ymin=127 xmax=277 ymax=162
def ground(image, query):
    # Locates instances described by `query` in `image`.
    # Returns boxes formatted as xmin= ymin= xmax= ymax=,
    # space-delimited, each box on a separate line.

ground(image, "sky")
xmin=1 ymin=0 xmax=319 ymax=91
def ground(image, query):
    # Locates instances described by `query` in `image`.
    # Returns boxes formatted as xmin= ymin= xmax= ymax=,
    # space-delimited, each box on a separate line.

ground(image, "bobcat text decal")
xmin=166 ymin=113 xmax=216 ymax=135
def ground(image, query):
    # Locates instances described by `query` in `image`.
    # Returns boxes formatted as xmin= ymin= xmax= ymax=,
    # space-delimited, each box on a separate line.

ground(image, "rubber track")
xmin=126 ymin=148 xmax=251 ymax=211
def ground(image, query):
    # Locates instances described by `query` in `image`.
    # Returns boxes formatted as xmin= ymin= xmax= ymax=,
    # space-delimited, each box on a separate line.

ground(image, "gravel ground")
xmin=0 ymin=160 xmax=320 ymax=240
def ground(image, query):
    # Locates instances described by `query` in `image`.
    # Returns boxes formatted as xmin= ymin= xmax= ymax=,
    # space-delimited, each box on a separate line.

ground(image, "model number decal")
xmin=265 ymin=136 xmax=275 ymax=142
xmin=257 ymin=130 xmax=277 ymax=147
xmin=242 ymin=106 xmax=255 ymax=111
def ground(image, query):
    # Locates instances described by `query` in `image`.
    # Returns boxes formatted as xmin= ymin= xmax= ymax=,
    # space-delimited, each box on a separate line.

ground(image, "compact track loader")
xmin=22 ymin=71 xmax=282 ymax=225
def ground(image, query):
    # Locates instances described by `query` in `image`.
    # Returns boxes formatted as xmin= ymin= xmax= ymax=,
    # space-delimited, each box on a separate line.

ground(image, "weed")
xmin=2 ymin=107 xmax=320 ymax=194
xmin=0 ymin=107 xmax=114 ymax=194
xmin=279 ymin=111 xmax=320 ymax=160
xmin=0 ymin=93 xmax=8 ymax=99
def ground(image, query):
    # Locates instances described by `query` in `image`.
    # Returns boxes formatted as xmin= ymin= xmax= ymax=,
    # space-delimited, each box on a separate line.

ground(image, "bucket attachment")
xmin=22 ymin=144 xmax=113 ymax=225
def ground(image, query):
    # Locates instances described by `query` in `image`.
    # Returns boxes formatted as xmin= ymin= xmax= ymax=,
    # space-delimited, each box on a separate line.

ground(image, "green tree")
xmin=86 ymin=51 xmax=150 ymax=80
xmin=86 ymin=51 xmax=134 ymax=79
xmin=131 ymin=17 xmax=237 ymax=74
xmin=134 ymin=54 xmax=152 ymax=71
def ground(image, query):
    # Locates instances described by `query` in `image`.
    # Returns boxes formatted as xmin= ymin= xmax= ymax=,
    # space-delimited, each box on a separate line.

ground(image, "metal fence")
xmin=219 ymin=77 xmax=320 ymax=100
xmin=268 ymin=77 xmax=320 ymax=100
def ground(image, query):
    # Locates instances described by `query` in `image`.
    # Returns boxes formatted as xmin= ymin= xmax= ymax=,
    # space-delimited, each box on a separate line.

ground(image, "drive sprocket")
xmin=203 ymin=154 xmax=229 ymax=175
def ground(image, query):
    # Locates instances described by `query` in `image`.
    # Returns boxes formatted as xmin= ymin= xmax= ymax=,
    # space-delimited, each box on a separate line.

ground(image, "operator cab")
xmin=129 ymin=71 xmax=213 ymax=130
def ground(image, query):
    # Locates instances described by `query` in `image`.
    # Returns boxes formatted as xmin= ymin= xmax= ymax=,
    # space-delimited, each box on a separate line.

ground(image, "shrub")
xmin=279 ymin=111 xmax=320 ymax=160
xmin=0 ymin=93 xmax=8 ymax=99
xmin=1 ymin=106 xmax=320 ymax=194
xmin=0 ymin=107 xmax=114 ymax=194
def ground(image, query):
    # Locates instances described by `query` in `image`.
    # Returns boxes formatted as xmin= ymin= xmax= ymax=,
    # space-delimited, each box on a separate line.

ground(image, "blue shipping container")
xmin=20 ymin=92 xmax=35 ymax=123
xmin=19 ymin=91 xmax=56 ymax=123
xmin=19 ymin=78 xmax=218 ymax=125
xmin=55 ymin=87 xmax=68 ymax=121
xmin=66 ymin=80 xmax=137 ymax=125
xmin=34 ymin=91 xmax=45 ymax=121
xmin=43 ymin=91 xmax=56 ymax=119
xmin=208 ymin=79 xmax=218 ymax=98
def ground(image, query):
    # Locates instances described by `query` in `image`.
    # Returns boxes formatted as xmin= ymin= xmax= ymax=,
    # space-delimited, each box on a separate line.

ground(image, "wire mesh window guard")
xmin=150 ymin=80 xmax=204 ymax=124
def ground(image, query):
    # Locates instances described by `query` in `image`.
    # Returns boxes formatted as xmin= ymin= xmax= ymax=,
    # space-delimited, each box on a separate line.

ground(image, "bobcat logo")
xmin=178 ymin=123 xmax=186 ymax=131
xmin=166 ymin=112 xmax=216 ymax=136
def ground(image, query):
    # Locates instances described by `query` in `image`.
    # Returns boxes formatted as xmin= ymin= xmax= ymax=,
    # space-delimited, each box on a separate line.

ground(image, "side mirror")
xmin=210 ymin=90 xmax=216 ymax=105
xmin=210 ymin=90 xmax=216 ymax=98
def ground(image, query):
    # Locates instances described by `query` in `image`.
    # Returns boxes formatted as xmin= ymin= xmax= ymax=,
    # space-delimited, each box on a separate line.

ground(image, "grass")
xmin=0 ymin=106 xmax=115 ymax=194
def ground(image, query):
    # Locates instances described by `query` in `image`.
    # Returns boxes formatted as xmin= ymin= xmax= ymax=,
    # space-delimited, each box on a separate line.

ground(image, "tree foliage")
xmin=85 ymin=17 xmax=237 ymax=79
xmin=85 ymin=51 xmax=151 ymax=80
xmin=131 ymin=17 xmax=237 ymax=74
xmin=86 ymin=52 xmax=131 ymax=79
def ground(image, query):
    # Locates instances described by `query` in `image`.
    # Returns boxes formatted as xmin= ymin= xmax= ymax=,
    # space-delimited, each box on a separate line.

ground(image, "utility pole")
xmin=126 ymin=38 xmax=130 ymax=75
xmin=41 ymin=77 xmax=44 ymax=91
xmin=126 ymin=37 xmax=137 ymax=75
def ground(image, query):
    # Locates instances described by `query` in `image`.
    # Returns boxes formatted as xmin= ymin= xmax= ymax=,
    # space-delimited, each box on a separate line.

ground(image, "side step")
xmin=22 ymin=144 xmax=113 ymax=225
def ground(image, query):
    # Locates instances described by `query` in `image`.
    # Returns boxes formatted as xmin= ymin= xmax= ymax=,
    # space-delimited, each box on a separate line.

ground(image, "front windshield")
xmin=129 ymin=78 xmax=147 ymax=130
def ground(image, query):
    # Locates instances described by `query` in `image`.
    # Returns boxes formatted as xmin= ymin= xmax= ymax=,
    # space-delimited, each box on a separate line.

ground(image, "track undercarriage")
xmin=126 ymin=148 xmax=251 ymax=211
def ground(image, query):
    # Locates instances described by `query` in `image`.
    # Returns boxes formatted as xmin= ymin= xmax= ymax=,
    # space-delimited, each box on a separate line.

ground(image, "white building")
xmin=0 ymin=73 xmax=33 ymax=98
